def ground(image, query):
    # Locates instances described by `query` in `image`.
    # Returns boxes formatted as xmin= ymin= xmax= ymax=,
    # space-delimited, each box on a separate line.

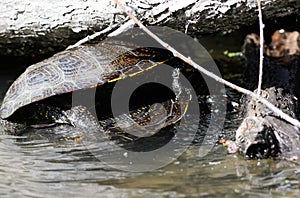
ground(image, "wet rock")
xmin=235 ymin=30 xmax=300 ymax=161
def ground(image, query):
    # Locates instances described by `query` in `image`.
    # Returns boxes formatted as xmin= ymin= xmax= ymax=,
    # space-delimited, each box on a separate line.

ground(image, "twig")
xmin=257 ymin=0 xmax=265 ymax=95
xmin=113 ymin=0 xmax=300 ymax=128
xmin=108 ymin=19 xmax=135 ymax=37
xmin=66 ymin=20 xmax=125 ymax=50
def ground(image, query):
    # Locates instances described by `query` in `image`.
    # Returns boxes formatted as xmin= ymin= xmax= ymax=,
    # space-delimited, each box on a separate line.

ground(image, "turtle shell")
xmin=0 ymin=40 xmax=174 ymax=119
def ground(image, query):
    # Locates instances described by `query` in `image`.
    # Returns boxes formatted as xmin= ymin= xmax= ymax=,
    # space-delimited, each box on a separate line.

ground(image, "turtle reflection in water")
xmin=0 ymin=40 xmax=192 ymax=142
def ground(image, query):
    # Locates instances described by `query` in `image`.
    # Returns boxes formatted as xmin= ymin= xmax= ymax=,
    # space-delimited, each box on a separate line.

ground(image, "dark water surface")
xmin=1 ymin=27 xmax=300 ymax=197
xmin=0 ymin=72 xmax=299 ymax=198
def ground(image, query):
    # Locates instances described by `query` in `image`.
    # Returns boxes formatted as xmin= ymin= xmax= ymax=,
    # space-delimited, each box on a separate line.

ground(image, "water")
xmin=0 ymin=75 xmax=299 ymax=198
xmin=0 ymin=119 xmax=299 ymax=197
xmin=0 ymin=50 xmax=299 ymax=197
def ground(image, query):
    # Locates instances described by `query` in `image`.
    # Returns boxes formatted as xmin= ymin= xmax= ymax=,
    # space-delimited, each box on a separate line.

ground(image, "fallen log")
xmin=0 ymin=0 xmax=299 ymax=57
xmin=232 ymin=30 xmax=300 ymax=162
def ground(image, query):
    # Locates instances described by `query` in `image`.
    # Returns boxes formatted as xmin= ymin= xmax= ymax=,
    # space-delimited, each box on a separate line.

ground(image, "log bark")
xmin=0 ymin=0 xmax=299 ymax=57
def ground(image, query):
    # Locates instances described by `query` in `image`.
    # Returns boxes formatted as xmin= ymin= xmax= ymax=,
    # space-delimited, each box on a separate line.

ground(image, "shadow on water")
xmin=0 ymin=109 xmax=299 ymax=197
xmin=1 ymin=75 xmax=300 ymax=197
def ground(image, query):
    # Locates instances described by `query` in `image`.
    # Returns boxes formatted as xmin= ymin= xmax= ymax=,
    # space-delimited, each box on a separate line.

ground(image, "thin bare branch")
xmin=108 ymin=19 xmax=135 ymax=37
xmin=66 ymin=19 xmax=127 ymax=50
xmin=113 ymin=0 xmax=300 ymax=128
xmin=257 ymin=0 xmax=265 ymax=95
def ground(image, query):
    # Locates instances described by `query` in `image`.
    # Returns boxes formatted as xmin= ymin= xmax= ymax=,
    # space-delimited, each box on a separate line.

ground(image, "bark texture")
xmin=1 ymin=0 xmax=299 ymax=57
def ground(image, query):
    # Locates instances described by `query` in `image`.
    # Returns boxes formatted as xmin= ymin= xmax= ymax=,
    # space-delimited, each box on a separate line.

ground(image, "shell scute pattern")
xmin=0 ymin=42 xmax=171 ymax=119
xmin=56 ymin=82 xmax=79 ymax=93
xmin=53 ymin=51 xmax=101 ymax=90
xmin=56 ymin=56 xmax=82 ymax=76
xmin=0 ymin=45 xmax=114 ymax=119
xmin=107 ymin=49 xmax=153 ymax=78
xmin=30 ymin=88 xmax=54 ymax=103
xmin=26 ymin=63 xmax=64 ymax=89
xmin=136 ymin=60 xmax=157 ymax=71
xmin=3 ymin=77 xmax=25 ymax=102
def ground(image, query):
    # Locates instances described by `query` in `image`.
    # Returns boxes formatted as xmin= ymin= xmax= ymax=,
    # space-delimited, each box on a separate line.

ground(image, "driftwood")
xmin=1 ymin=0 xmax=299 ymax=57
xmin=234 ymin=30 xmax=300 ymax=161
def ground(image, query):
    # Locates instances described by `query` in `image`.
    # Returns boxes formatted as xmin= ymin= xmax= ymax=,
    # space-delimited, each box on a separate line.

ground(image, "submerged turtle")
xmin=0 ymin=39 xmax=191 ymax=140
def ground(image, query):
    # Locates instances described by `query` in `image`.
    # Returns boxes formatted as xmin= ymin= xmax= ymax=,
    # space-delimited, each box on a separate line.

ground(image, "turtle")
xmin=0 ymin=39 xmax=192 ymax=140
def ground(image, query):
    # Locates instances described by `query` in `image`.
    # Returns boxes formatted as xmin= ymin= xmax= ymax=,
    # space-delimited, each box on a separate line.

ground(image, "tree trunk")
xmin=1 ymin=0 xmax=299 ymax=57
